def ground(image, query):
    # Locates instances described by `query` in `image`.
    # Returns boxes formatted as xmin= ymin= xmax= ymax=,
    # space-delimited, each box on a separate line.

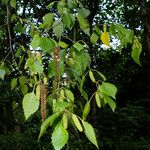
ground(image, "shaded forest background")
xmin=0 ymin=0 xmax=150 ymax=149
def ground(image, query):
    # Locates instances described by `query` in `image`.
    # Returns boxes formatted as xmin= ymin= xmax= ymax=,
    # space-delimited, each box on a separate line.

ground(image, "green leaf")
xmin=54 ymin=101 xmax=70 ymax=112
xmin=65 ymin=89 xmax=74 ymax=102
xmin=82 ymin=101 xmax=90 ymax=120
xmin=77 ymin=14 xmax=90 ymax=30
xmin=2 ymin=0 xmax=9 ymax=5
xmin=36 ymin=83 xmax=40 ymax=101
xmin=131 ymin=46 xmax=141 ymax=65
xmin=95 ymin=92 xmax=101 ymax=108
xmin=82 ymin=120 xmax=99 ymax=149
xmin=21 ymin=85 xmax=28 ymax=96
xmin=38 ymin=113 xmax=60 ymax=140
xmin=63 ymin=14 xmax=75 ymax=30
xmin=0 ymin=69 xmax=5 ymax=80
xmin=52 ymin=124 xmax=68 ymax=150
xmin=19 ymin=76 xmax=26 ymax=86
xmin=131 ymin=38 xmax=142 ymax=65
xmin=73 ymin=42 xmax=84 ymax=51
xmin=97 ymin=71 xmax=106 ymax=81
xmin=30 ymin=35 xmax=40 ymax=50
xmin=62 ymin=113 xmax=68 ymax=129
xmin=126 ymin=30 xmax=134 ymax=43
xmin=40 ymin=37 xmax=55 ymax=53
xmin=10 ymin=0 xmax=16 ymax=8
xmin=83 ymin=28 xmax=90 ymax=36
xmin=43 ymin=13 xmax=54 ymax=29
xmin=89 ymin=70 xmax=96 ymax=82
xmin=67 ymin=0 xmax=77 ymax=8
xmin=90 ymin=33 xmax=99 ymax=44
xmin=48 ymin=61 xmax=55 ymax=78
xmin=47 ymin=1 xmax=56 ymax=8
xmin=78 ymin=8 xmax=90 ymax=18
xmin=94 ymin=26 xmax=101 ymax=35
xmin=33 ymin=60 xmax=43 ymax=74
xmin=59 ymin=41 xmax=68 ymax=48
xmin=25 ymin=56 xmax=43 ymax=74
xmin=103 ymin=95 xmax=116 ymax=112
xmin=53 ymin=21 xmax=64 ymax=38
xmin=100 ymin=82 xmax=117 ymax=99
xmin=72 ymin=114 xmax=83 ymax=132
xmin=11 ymin=78 xmax=17 ymax=90
xmin=23 ymin=92 xmax=39 ymax=120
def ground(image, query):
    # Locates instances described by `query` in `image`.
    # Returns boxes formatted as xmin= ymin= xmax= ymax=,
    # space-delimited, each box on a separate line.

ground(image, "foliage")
xmin=0 ymin=0 xmax=147 ymax=150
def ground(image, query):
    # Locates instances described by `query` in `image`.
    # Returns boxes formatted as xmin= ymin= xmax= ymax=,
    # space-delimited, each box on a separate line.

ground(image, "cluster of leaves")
xmin=0 ymin=0 xmax=142 ymax=150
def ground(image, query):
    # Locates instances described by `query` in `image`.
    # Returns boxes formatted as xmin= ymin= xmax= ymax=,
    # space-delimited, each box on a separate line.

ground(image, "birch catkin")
xmin=41 ymin=82 xmax=46 ymax=122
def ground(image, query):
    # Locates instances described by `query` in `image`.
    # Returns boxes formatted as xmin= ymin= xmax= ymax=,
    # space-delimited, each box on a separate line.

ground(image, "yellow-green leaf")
xmin=52 ymin=124 xmax=68 ymax=150
xmin=36 ymin=83 xmax=40 ymax=101
xmin=59 ymin=41 xmax=68 ymax=48
xmin=82 ymin=120 xmax=99 ymax=149
xmin=95 ymin=92 xmax=101 ymax=108
xmin=89 ymin=70 xmax=95 ymax=82
xmin=100 ymin=32 xmax=110 ymax=46
xmin=11 ymin=78 xmax=17 ymax=90
xmin=65 ymin=89 xmax=74 ymax=102
xmin=23 ymin=92 xmax=39 ymax=120
xmin=38 ymin=112 xmax=60 ymax=140
xmin=72 ymin=114 xmax=83 ymax=132
xmin=82 ymin=101 xmax=90 ymax=120
xmin=62 ymin=113 xmax=68 ymax=129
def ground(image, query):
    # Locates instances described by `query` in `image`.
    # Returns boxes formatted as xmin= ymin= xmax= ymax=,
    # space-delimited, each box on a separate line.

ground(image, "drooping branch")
xmin=52 ymin=46 xmax=60 ymax=99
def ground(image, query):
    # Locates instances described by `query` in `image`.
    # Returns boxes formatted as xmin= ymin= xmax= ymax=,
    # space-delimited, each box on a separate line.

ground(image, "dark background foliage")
xmin=0 ymin=0 xmax=150 ymax=149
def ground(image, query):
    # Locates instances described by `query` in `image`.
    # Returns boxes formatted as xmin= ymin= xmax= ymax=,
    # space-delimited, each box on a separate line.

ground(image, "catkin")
xmin=41 ymin=83 xmax=46 ymax=122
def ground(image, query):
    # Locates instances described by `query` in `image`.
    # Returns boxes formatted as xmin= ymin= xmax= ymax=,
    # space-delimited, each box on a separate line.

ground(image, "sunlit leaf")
xmin=38 ymin=112 xmax=60 ymax=140
xmin=62 ymin=113 xmax=68 ymax=129
xmin=78 ymin=8 xmax=90 ymax=18
xmin=53 ymin=21 xmax=64 ymax=38
xmin=40 ymin=37 xmax=55 ymax=53
xmin=95 ymin=92 xmax=101 ymax=108
xmin=63 ymin=14 xmax=75 ymax=30
xmin=90 ymin=33 xmax=99 ymax=44
xmin=77 ymin=14 xmax=90 ymax=30
xmin=82 ymin=120 xmax=99 ymax=149
xmin=72 ymin=114 xmax=83 ymax=132
xmin=89 ymin=70 xmax=96 ymax=82
xmin=100 ymin=32 xmax=110 ymax=46
xmin=30 ymin=34 xmax=40 ymax=50
xmin=54 ymin=101 xmax=70 ymax=112
xmin=100 ymin=82 xmax=117 ymax=99
xmin=73 ymin=42 xmax=84 ymax=51
xmin=10 ymin=0 xmax=16 ymax=8
xmin=52 ymin=124 xmax=68 ymax=150
xmin=65 ymin=89 xmax=74 ymax=102
xmin=59 ymin=41 xmax=68 ymax=48
xmin=43 ymin=13 xmax=54 ymax=29
xmin=23 ymin=92 xmax=39 ymax=120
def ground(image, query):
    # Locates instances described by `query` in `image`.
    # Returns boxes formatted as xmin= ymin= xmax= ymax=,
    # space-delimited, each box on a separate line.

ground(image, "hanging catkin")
xmin=41 ymin=82 xmax=46 ymax=122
